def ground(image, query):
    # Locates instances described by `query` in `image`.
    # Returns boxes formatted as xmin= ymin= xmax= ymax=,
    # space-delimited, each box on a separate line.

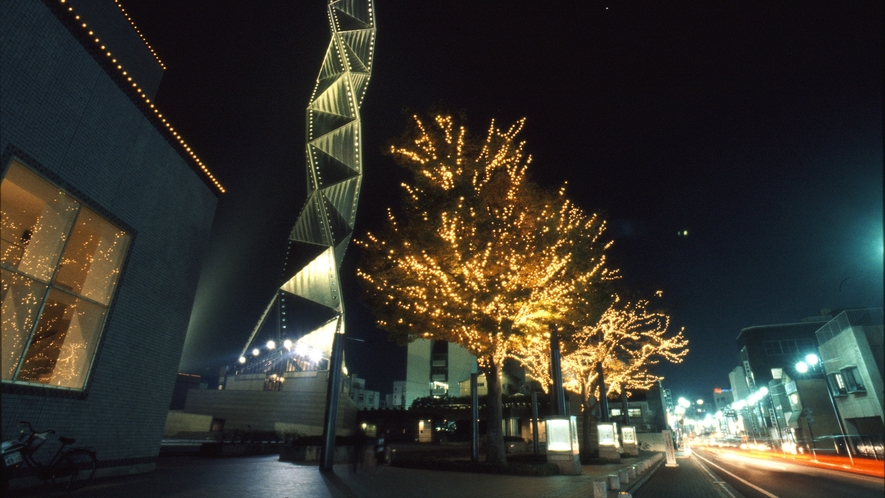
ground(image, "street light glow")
xmin=267 ymin=340 xmax=276 ymax=350
xmin=796 ymin=361 xmax=809 ymax=373
xmin=805 ymin=353 xmax=819 ymax=366
xmin=295 ymin=342 xmax=308 ymax=356
xmin=309 ymin=348 xmax=322 ymax=363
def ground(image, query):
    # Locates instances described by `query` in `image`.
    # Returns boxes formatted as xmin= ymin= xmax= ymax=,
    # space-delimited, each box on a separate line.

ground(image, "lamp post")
xmin=549 ymin=326 xmax=567 ymax=416
xmin=795 ymin=354 xmax=853 ymax=465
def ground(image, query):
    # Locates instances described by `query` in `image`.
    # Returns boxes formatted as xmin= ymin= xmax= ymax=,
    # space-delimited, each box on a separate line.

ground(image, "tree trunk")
xmin=581 ymin=384 xmax=600 ymax=458
xmin=484 ymin=360 xmax=507 ymax=464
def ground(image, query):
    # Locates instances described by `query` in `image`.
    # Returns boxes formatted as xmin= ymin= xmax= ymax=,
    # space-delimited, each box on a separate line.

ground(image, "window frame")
xmin=1 ymin=153 xmax=134 ymax=394
xmin=841 ymin=366 xmax=866 ymax=393
xmin=828 ymin=372 xmax=848 ymax=397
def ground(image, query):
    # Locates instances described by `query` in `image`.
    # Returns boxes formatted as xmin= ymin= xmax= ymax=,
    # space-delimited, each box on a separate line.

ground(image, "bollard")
xmin=591 ymin=480 xmax=608 ymax=498
xmin=607 ymin=474 xmax=621 ymax=491
xmin=627 ymin=466 xmax=636 ymax=479
xmin=618 ymin=468 xmax=630 ymax=484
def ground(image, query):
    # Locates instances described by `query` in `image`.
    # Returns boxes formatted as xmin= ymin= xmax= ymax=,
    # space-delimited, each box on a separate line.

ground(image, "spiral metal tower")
xmin=240 ymin=0 xmax=375 ymax=369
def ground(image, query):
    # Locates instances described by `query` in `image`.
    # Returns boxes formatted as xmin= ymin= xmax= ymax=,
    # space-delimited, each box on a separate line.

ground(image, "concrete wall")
xmin=183 ymin=371 xmax=358 ymax=435
xmin=448 ymin=342 xmax=477 ymax=388
xmin=820 ymin=325 xmax=885 ymax=428
xmin=406 ymin=339 xmax=478 ymax=407
xmin=163 ymin=411 xmax=213 ymax=438
xmin=1 ymin=0 xmax=217 ymax=476
xmin=405 ymin=340 xmax=431 ymax=408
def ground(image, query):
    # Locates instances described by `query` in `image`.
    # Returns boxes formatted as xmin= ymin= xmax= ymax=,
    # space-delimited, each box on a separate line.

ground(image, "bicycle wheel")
xmin=53 ymin=448 xmax=97 ymax=490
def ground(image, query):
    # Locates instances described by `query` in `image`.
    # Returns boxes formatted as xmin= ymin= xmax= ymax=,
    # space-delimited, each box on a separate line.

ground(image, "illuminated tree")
xmin=511 ymin=294 xmax=688 ymax=455
xmin=357 ymin=114 xmax=616 ymax=464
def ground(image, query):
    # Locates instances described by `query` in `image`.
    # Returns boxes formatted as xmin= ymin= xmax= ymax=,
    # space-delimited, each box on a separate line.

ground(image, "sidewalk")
xmin=7 ymin=451 xmax=672 ymax=498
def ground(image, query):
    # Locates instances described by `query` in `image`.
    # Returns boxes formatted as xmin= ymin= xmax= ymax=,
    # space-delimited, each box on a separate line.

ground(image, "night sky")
xmin=121 ymin=1 xmax=882 ymax=403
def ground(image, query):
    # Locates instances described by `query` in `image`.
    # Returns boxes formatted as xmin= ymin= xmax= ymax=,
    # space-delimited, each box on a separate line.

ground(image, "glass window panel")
xmin=54 ymin=206 xmax=130 ymax=305
xmin=0 ymin=160 xmax=79 ymax=281
xmin=829 ymin=373 xmax=847 ymax=395
xmin=15 ymin=289 xmax=106 ymax=389
xmin=1 ymin=269 xmax=48 ymax=380
xmin=763 ymin=341 xmax=781 ymax=355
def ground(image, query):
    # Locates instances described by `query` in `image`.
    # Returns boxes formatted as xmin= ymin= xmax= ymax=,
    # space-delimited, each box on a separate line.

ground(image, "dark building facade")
xmin=736 ymin=319 xmax=830 ymax=392
xmin=2 ymin=0 xmax=219 ymax=482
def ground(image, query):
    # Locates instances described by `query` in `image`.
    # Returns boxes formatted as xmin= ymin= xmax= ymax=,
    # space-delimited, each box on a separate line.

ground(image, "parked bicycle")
xmin=1 ymin=421 xmax=97 ymax=492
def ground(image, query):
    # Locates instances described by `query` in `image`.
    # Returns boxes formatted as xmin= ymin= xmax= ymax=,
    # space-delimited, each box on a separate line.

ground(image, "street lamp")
xmin=795 ymin=353 xmax=819 ymax=373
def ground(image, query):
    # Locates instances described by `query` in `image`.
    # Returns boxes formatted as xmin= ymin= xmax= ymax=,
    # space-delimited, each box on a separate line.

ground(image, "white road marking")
xmin=693 ymin=450 xmax=780 ymax=498
xmin=692 ymin=453 xmax=736 ymax=498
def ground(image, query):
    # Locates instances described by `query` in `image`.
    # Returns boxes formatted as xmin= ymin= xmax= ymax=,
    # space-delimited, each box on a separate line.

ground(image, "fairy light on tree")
xmin=357 ymin=113 xmax=617 ymax=464
xmin=511 ymin=294 xmax=688 ymax=456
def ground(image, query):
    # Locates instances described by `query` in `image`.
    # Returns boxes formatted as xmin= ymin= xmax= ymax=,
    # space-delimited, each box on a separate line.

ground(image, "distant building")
xmin=349 ymin=376 xmax=380 ymax=410
xmin=609 ymin=384 xmax=669 ymax=433
xmin=767 ymin=370 xmax=841 ymax=452
xmin=405 ymin=339 xmax=476 ymax=408
xmin=2 ymin=0 xmax=219 ymax=480
xmin=728 ymin=366 xmax=751 ymax=402
xmin=736 ymin=318 xmax=829 ymax=392
xmin=661 ymin=387 xmax=673 ymax=415
xmin=713 ymin=388 xmax=733 ymax=413
xmin=391 ymin=380 xmax=407 ymax=409
xmin=456 ymin=364 xmax=526 ymax=397
xmin=729 ymin=310 xmax=884 ymax=458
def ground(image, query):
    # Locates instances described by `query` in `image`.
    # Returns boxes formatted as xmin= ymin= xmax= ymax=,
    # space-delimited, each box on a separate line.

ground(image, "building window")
xmin=828 ymin=372 xmax=848 ymax=396
xmin=628 ymin=408 xmax=642 ymax=419
xmin=763 ymin=339 xmax=814 ymax=356
xmin=1 ymin=159 xmax=130 ymax=390
xmin=841 ymin=367 xmax=865 ymax=393
xmin=264 ymin=374 xmax=283 ymax=391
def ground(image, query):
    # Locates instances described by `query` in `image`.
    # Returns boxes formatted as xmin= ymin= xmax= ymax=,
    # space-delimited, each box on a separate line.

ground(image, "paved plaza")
xmin=7 ymin=451 xmax=738 ymax=498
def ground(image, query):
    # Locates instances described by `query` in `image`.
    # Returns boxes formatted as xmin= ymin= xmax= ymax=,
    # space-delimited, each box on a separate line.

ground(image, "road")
xmin=691 ymin=447 xmax=885 ymax=498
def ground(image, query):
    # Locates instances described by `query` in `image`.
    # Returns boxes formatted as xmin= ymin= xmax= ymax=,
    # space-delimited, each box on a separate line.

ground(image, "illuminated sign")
xmin=598 ymin=423 xmax=616 ymax=447
xmin=621 ymin=426 xmax=636 ymax=444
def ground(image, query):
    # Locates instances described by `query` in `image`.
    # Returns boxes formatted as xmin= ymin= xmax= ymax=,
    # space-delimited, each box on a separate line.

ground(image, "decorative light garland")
xmin=112 ymin=0 xmax=166 ymax=70
xmin=57 ymin=0 xmax=225 ymax=193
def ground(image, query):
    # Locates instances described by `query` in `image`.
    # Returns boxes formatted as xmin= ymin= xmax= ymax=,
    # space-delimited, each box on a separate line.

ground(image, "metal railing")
xmin=816 ymin=308 xmax=883 ymax=344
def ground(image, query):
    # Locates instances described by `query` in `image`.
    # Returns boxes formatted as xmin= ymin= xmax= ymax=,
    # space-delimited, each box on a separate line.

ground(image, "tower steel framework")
xmin=241 ymin=0 xmax=375 ymax=367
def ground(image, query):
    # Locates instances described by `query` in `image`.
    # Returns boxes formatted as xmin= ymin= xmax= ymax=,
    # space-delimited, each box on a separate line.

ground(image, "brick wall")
xmin=1 ymin=0 xmax=218 ymax=476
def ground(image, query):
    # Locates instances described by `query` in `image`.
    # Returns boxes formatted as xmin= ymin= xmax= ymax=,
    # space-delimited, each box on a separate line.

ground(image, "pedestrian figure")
xmin=351 ymin=427 xmax=367 ymax=473
xmin=374 ymin=436 xmax=387 ymax=471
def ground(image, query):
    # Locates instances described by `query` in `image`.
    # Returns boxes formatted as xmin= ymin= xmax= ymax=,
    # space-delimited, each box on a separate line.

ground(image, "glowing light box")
xmin=545 ymin=416 xmax=579 ymax=454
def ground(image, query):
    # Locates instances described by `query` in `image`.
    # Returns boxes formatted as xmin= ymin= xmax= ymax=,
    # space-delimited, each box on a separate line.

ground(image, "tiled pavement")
xmin=6 ymin=451 xmax=726 ymax=498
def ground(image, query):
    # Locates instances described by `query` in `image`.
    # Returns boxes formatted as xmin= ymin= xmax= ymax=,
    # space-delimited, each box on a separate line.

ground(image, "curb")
xmin=623 ymin=454 xmax=666 ymax=495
